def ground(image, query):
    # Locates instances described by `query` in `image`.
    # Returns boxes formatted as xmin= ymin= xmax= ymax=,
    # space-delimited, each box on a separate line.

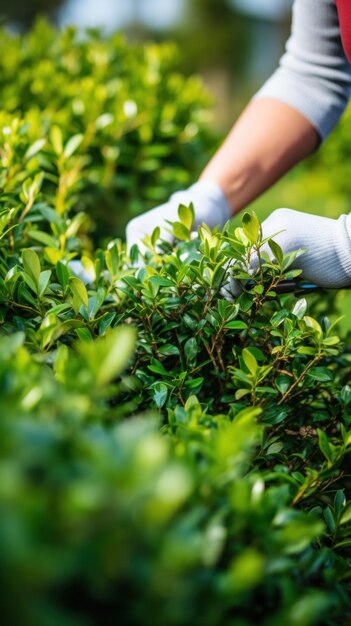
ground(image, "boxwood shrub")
xmin=1 ymin=21 xmax=351 ymax=626
xmin=0 ymin=19 xmax=215 ymax=240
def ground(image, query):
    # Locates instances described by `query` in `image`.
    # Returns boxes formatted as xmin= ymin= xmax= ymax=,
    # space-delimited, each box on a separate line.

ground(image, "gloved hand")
xmin=221 ymin=207 xmax=351 ymax=300
xmin=126 ymin=181 xmax=231 ymax=254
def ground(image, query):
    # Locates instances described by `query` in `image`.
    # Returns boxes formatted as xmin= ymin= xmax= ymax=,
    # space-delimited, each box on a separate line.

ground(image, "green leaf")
xmin=334 ymin=490 xmax=346 ymax=517
xmin=158 ymin=344 xmax=179 ymax=357
xmin=151 ymin=226 xmax=161 ymax=247
xmin=242 ymin=348 xmax=258 ymax=376
xmin=69 ymin=277 xmax=89 ymax=312
xmin=322 ymin=336 xmax=340 ymax=346
xmin=242 ymin=211 xmax=260 ymax=244
xmin=235 ymin=388 xmax=251 ymax=400
xmin=317 ymin=429 xmax=333 ymax=465
xmin=224 ymin=320 xmax=248 ymax=330
xmin=268 ymin=239 xmax=283 ymax=264
xmin=297 ymin=346 xmax=317 ymax=356
xmin=151 ymin=382 xmax=168 ymax=408
xmin=25 ymin=138 xmax=46 ymax=161
xmin=307 ymin=367 xmax=333 ymax=382
xmin=339 ymin=505 xmax=351 ymax=525
xmin=63 ymin=133 xmax=83 ymax=158
xmin=78 ymin=326 xmax=136 ymax=386
xmin=172 ymin=221 xmax=190 ymax=241
xmin=38 ymin=270 xmax=52 ymax=297
xmin=22 ymin=249 xmax=41 ymax=287
xmin=303 ymin=316 xmax=322 ymax=337
xmin=28 ymin=229 xmax=58 ymax=248
xmin=149 ymin=276 xmax=174 ymax=288
xmin=292 ymin=298 xmax=307 ymax=319
xmin=323 ymin=507 xmax=336 ymax=533
xmin=51 ymin=125 xmax=63 ymax=155
xmin=56 ymin=262 xmax=70 ymax=290
xmin=275 ymin=374 xmax=291 ymax=394
xmin=178 ymin=203 xmax=194 ymax=230
xmin=184 ymin=337 xmax=198 ymax=364
xmin=267 ymin=442 xmax=284 ymax=455
xmin=340 ymin=385 xmax=351 ymax=405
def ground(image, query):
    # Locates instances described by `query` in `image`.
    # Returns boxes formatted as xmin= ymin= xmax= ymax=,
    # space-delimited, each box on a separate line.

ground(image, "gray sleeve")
xmin=254 ymin=0 xmax=351 ymax=141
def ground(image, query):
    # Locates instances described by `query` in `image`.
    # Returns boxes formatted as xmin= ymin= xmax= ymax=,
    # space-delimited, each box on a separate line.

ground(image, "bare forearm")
xmin=199 ymin=98 xmax=319 ymax=215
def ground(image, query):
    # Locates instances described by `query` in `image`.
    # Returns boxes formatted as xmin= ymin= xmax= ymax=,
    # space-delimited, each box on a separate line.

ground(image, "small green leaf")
xmin=268 ymin=239 xmax=283 ymax=264
xmin=235 ymin=388 xmax=251 ymax=400
xmin=297 ymin=346 xmax=317 ymax=356
xmin=323 ymin=336 xmax=340 ymax=346
xmin=69 ymin=277 xmax=89 ymax=312
xmin=303 ymin=316 xmax=322 ymax=337
xmin=78 ymin=326 xmax=136 ymax=386
xmin=63 ymin=133 xmax=83 ymax=158
xmin=25 ymin=138 xmax=46 ymax=161
xmin=38 ymin=270 xmax=52 ymax=297
xmin=323 ymin=507 xmax=336 ymax=533
xmin=339 ymin=504 xmax=351 ymax=526
xmin=184 ymin=337 xmax=198 ymax=364
xmin=158 ymin=344 xmax=179 ymax=356
xmin=317 ymin=429 xmax=333 ymax=465
xmin=56 ymin=262 xmax=70 ymax=290
xmin=292 ymin=298 xmax=307 ymax=319
xmin=50 ymin=125 xmax=63 ymax=155
xmin=151 ymin=226 xmax=161 ymax=247
xmin=267 ymin=442 xmax=284 ymax=455
xmin=28 ymin=229 xmax=58 ymax=248
xmin=151 ymin=382 xmax=168 ymax=408
xmin=172 ymin=222 xmax=190 ymax=241
xmin=178 ymin=203 xmax=194 ymax=230
xmin=22 ymin=249 xmax=41 ymax=287
xmin=242 ymin=348 xmax=258 ymax=376
xmin=242 ymin=211 xmax=260 ymax=244
xmin=307 ymin=367 xmax=333 ymax=382
xmin=334 ymin=490 xmax=346 ymax=517
xmin=275 ymin=374 xmax=291 ymax=394
xmin=224 ymin=320 xmax=248 ymax=330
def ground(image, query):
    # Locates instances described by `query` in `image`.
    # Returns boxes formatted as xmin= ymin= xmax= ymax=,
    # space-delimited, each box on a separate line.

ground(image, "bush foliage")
xmin=0 ymin=20 xmax=215 ymax=240
xmin=1 ymin=21 xmax=351 ymax=626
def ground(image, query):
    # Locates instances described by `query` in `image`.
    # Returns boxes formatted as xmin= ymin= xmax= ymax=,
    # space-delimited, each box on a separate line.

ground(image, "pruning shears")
xmin=247 ymin=279 xmax=345 ymax=295
xmin=272 ymin=280 xmax=324 ymax=295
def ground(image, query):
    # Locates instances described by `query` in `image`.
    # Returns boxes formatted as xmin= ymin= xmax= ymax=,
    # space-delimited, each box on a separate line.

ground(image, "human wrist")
xmin=199 ymin=165 xmax=258 ymax=216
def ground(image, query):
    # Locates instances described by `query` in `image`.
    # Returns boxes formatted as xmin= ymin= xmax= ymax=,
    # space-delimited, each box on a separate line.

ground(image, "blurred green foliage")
xmin=1 ymin=19 xmax=351 ymax=626
xmin=1 ymin=335 xmax=341 ymax=626
xmin=0 ymin=20 xmax=216 ymax=241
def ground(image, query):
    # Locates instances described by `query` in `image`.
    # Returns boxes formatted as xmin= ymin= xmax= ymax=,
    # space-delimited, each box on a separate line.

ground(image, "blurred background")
xmin=0 ymin=0 xmax=292 ymax=131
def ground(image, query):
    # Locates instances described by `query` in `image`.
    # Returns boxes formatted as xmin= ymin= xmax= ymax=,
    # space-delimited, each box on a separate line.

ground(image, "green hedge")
xmin=0 ymin=20 xmax=215 ymax=240
xmin=1 ymin=22 xmax=351 ymax=626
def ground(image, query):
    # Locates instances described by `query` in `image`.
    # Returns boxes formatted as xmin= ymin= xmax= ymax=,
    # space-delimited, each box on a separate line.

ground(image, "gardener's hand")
xmin=221 ymin=207 xmax=351 ymax=300
xmin=126 ymin=181 xmax=231 ymax=254
xmin=257 ymin=208 xmax=351 ymax=287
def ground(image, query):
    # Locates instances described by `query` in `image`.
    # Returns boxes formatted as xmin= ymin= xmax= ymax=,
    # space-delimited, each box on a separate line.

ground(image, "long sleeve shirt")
xmin=255 ymin=0 xmax=351 ymax=141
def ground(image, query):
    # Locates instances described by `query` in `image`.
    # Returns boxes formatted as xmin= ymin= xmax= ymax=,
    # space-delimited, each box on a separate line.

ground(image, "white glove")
xmin=222 ymin=207 xmax=351 ymax=300
xmin=125 ymin=181 xmax=231 ymax=254
xmin=259 ymin=208 xmax=351 ymax=287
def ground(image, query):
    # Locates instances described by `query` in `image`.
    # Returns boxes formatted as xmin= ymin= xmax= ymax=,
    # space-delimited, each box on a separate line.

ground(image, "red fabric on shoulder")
xmin=335 ymin=0 xmax=351 ymax=62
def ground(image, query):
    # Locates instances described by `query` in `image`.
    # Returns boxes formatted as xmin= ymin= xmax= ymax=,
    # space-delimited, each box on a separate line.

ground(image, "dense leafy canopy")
xmin=1 ymin=21 xmax=351 ymax=626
